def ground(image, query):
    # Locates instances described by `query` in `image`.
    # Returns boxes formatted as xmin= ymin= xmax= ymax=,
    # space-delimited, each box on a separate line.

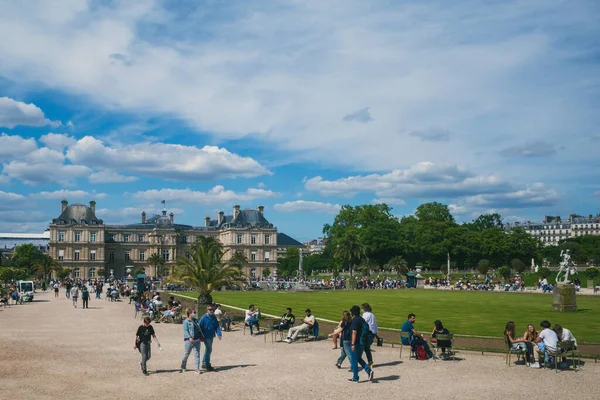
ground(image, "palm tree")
xmin=171 ymin=240 xmax=243 ymax=305
xmin=147 ymin=253 xmax=165 ymax=278
xmin=35 ymin=255 xmax=58 ymax=282
xmin=334 ymin=230 xmax=366 ymax=278
xmin=385 ymin=255 xmax=408 ymax=278
xmin=228 ymin=250 xmax=249 ymax=276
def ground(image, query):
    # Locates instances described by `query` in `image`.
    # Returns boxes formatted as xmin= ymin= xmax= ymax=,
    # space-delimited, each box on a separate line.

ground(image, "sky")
xmin=0 ymin=0 xmax=599 ymax=242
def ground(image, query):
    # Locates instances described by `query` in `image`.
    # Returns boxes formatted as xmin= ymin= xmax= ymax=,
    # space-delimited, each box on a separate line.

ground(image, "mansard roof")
xmin=107 ymin=212 xmax=193 ymax=230
xmin=210 ymin=209 xmax=274 ymax=229
xmin=52 ymin=204 xmax=103 ymax=225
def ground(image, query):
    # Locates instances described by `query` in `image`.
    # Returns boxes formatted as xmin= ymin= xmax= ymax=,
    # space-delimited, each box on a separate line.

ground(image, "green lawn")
xmin=174 ymin=290 xmax=600 ymax=343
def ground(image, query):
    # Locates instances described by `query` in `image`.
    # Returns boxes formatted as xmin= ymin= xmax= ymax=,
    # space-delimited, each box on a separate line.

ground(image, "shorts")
xmin=54 ymin=288 xmax=59 ymax=293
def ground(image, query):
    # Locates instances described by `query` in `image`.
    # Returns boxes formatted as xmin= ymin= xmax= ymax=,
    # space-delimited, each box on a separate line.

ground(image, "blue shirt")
xmin=401 ymin=320 xmax=414 ymax=345
xmin=199 ymin=313 xmax=222 ymax=340
xmin=183 ymin=318 xmax=195 ymax=340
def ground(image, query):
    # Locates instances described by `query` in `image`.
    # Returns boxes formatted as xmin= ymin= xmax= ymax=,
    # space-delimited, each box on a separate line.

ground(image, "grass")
xmin=174 ymin=289 xmax=600 ymax=343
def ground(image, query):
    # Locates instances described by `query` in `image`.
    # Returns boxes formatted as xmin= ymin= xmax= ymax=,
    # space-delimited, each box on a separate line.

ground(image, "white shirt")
xmin=214 ymin=309 xmax=223 ymax=321
xmin=245 ymin=310 xmax=259 ymax=322
xmin=362 ymin=311 xmax=378 ymax=334
xmin=559 ymin=328 xmax=577 ymax=347
xmin=539 ymin=328 xmax=558 ymax=350
xmin=70 ymin=287 xmax=79 ymax=297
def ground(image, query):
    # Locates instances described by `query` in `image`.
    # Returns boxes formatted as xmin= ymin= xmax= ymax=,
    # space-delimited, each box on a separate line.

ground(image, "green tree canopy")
xmin=415 ymin=202 xmax=455 ymax=223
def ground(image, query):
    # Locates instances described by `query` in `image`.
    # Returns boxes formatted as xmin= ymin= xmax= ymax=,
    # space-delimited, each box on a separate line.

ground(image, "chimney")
xmin=205 ymin=216 xmax=211 ymax=227
xmin=142 ymin=212 xmax=146 ymax=224
xmin=61 ymin=200 xmax=68 ymax=213
xmin=218 ymin=211 xmax=224 ymax=225
xmin=89 ymin=200 xmax=96 ymax=213
xmin=169 ymin=212 xmax=174 ymax=223
xmin=233 ymin=205 xmax=241 ymax=219
xmin=258 ymin=205 xmax=264 ymax=215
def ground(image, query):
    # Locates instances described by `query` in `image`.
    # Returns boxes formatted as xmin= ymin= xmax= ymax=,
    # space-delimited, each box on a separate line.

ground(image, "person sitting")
xmin=431 ymin=320 xmax=452 ymax=360
xmin=504 ymin=321 xmax=538 ymax=367
xmin=328 ymin=311 xmax=346 ymax=350
xmin=401 ymin=313 xmax=435 ymax=359
xmin=245 ymin=304 xmax=261 ymax=335
xmin=536 ymin=320 xmax=558 ymax=366
xmin=275 ymin=308 xmax=295 ymax=332
xmin=554 ymin=324 xmax=577 ymax=349
xmin=523 ymin=324 xmax=538 ymax=343
xmin=285 ymin=309 xmax=315 ymax=343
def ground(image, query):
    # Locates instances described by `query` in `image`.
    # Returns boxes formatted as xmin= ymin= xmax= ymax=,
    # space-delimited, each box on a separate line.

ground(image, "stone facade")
xmin=49 ymin=200 xmax=280 ymax=279
xmin=507 ymin=214 xmax=600 ymax=247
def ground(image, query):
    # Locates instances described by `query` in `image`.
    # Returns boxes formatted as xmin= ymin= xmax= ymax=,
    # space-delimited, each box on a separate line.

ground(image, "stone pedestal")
xmin=587 ymin=279 xmax=595 ymax=289
xmin=552 ymin=284 xmax=577 ymax=312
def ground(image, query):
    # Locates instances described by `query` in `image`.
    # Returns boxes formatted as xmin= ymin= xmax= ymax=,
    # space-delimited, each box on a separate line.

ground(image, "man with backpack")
xmin=401 ymin=313 xmax=435 ymax=360
xmin=348 ymin=305 xmax=374 ymax=383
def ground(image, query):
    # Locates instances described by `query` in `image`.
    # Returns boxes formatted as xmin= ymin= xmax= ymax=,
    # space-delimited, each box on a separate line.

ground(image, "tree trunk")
xmin=197 ymin=292 xmax=213 ymax=306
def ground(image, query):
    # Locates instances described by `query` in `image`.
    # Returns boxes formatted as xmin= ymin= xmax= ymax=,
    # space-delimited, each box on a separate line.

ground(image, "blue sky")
xmin=0 ymin=0 xmax=599 ymax=241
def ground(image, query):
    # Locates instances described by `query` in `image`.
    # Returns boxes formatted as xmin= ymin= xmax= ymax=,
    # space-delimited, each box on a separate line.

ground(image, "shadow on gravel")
xmin=33 ymin=300 xmax=50 ymax=303
xmin=152 ymin=369 xmax=181 ymax=374
xmin=372 ymin=375 xmax=400 ymax=382
xmin=214 ymin=364 xmax=257 ymax=372
xmin=374 ymin=360 xmax=403 ymax=367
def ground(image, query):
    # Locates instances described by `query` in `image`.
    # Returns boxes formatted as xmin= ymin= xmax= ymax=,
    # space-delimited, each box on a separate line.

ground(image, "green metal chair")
xmin=558 ymin=341 xmax=581 ymax=371
xmin=399 ymin=331 xmax=416 ymax=360
xmin=504 ymin=336 xmax=528 ymax=367
xmin=431 ymin=333 xmax=456 ymax=361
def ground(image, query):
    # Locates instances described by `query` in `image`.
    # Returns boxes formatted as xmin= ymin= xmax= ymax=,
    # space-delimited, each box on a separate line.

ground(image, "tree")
xmin=262 ymin=267 xmax=271 ymax=278
xmin=10 ymin=244 xmax=44 ymax=274
xmin=586 ymin=267 xmax=599 ymax=281
xmin=511 ymin=258 xmax=526 ymax=274
xmin=498 ymin=266 xmax=512 ymax=280
xmin=229 ymin=251 xmax=249 ymax=271
xmin=276 ymin=247 xmax=299 ymax=277
xmin=98 ymin=268 xmax=105 ymax=277
xmin=477 ymin=259 xmax=490 ymax=276
xmin=415 ymin=202 xmax=455 ymax=223
xmin=35 ymin=255 xmax=58 ymax=282
xmin=55 ymin=268 xmax=71 ymax=280
xmin=334 ymin=229 xmax=366 ymax=277
xmin=171 ymin=241 xmax=243 ymax=305
xmin=385 ymin=255 xmax=408 ymax=277
xmin=537 ymin=267 xmax=551 ymax=279
xmin=468 ymin=213 xmax=503 ymax=231
xmin=147 ymin=253 xmax=165 ymax=278
xmin=0 ymin=268 xmax=14 ymax=283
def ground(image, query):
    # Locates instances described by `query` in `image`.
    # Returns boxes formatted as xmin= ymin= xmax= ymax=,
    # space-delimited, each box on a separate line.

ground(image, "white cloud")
xmin=1 ymin=161 xmax=91 ymax=185
xmin=132 ymin=186 xmax=278 ymax=205
xmin=66 ymin=136 xmax=270 ymax=181
xmin=373 ymin=198 xmax=407 ymax=206
xmin=274 ymin=200 xmax=341 ymax=214
xmin=39 ymin=133 xmax=77 ymax=151
xmin=0 ymin=97 xmax=61 ymax=129
xmin=0 ymin=133 xmax=37 ymax=161
xmin=89 ymin=170 xmax=138 ymax=183
xmin=29 ymin=190 xmax=108 ymax=200
xmin=24 ymin=147 xmax=65 ymax=164
xmin=0 ymin=191 xmax=27 ymax=211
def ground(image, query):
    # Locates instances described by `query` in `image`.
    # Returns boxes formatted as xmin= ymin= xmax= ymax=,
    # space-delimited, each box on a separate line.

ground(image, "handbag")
xmin=192 ymin=319 xmax=205 ymax=342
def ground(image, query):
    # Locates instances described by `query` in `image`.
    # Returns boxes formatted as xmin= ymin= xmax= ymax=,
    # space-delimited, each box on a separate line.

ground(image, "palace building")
xmin=48 ymin=200 xmax=295 ymax=280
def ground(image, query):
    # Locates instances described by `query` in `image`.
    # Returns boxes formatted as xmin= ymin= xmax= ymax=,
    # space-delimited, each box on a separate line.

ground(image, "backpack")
xmin=359 ymin=320 xmax=373 ymax=346
xmin=415 ymin=345 xmax=428 ymax=360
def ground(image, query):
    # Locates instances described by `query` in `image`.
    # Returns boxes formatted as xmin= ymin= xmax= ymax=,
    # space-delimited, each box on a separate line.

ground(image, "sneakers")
xmin=347 ymin=378 xmax=359 ymax=383
xmin=194 ymin=369 xmax=202 ymax=375
xmin=202 ymin=365 xmax=215 ymax=371
xmin=180 ymin=368 xmax=186 ymax=373
xmin=335 ymin=363 xmax=341 ymax=369
xmin=528 ymin=362 xmax=540 ymax=368
xmin=368 ymin=370 xmax=374 ymax=381
xmin=285 ymin=338 xmax=293 ymax=344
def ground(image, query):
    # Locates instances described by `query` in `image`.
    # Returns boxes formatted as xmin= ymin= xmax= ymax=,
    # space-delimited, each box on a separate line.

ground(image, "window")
xmin=237 ymin=233 xmax=243 ymax=244
xmin=264 ymin=251 xmax=270 ymax=262
xmin=74 ymin=250 xmax=80 ymax=260
xmin=251 ymin=251 xmax=256 ymax=261
xmin=250 ymin=268 xmax=256 ymax=277
xmin=123 ymin=234 xmax=130 ymax=242
xmin=251 ymin=234 xmax=256 ymax=244
xmin=264 ymin=234 xmax=270 ymax=244
xmin=109 ymin=251 xmax=115 ymax=261
xmin=73 ymin=267 xmax=80 ymax=278
xmin=185 ymin=252 xmax=190 ymax=260
xmin=162 ymin=250 xmax=169 ymax=261
xmin=182 ymin=235 xmax=188 ymax=244
xmin=58 ymin=249 xmax=64 ymax=261
xmin=90 ymin=232 xmax=97 ymax=242
xmin=75 ymin=231 xmax=81 ymax=241
xmin=59 ymin=231 xmax=65 ymax=242
xmin=90 ymin=250 xmax=96 ymax=261
xmin=90 ymin=267 xmax=96 ymax=278
xmin=138 ymin=234 xmax=144 ymax=242
xmin=108 ymin=233 xmax=114 ymax=242
xmin=140 ymin=250 xmax=146 ymax=261
xmin=124 ymin=251 xmax=130 ymax=261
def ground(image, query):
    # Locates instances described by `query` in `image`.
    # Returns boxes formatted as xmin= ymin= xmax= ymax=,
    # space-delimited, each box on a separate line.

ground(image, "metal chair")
xmin=504 ymin=336 xmax=528 ymax=367
xmin=557 ymin=341 xmax=581 ymax=371
xmin=399 ymin=332 xmax=416 ymax=360
xmin=431 ymin=333 xmax=456 ymax=361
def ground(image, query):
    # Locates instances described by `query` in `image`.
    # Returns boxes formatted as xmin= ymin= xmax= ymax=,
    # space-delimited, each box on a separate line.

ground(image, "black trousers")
xmin=82 ymin=298 xmax=89 ymax=308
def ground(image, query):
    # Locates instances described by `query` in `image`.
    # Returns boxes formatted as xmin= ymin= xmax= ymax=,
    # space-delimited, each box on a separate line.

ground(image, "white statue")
xmin=556 ymin=250 xmax=577 ymax=284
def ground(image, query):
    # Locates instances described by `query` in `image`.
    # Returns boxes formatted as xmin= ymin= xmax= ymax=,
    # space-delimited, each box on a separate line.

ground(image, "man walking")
xmin=361 ymin=303 xmax=377 ymax=368
xmin=81 ymin=286 xmax=90 ymax=309
xmin=181 ymin=309 xmax=202 ymax=374
xmin=199 ymin=304 xmax=222 ymax=371
xmin=70 ymin=285 xmax=79 ymax=308
xmin=348 ymin=305 xmax=374 ymax=383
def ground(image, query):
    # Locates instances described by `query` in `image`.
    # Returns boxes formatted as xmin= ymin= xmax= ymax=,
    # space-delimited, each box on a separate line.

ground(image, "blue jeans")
xmin=95 ymin=291 xmax=101 ymax=299
xmin=337 ymin=340 xmax=351 ymax=365
xmin=181 ymin=339 xmax=201 ymax=371
xmin=247 ymin=318 xmax=259 ymax=334
xmin=537 ymin=343 xmax=556 ymax=363
xmin=140 ymin=342 xmax=151 ymax=373
xmin=350 ymin=344 xmax=371 ymax=381
xmin=202 ymin=337 xmax=214 ymax=366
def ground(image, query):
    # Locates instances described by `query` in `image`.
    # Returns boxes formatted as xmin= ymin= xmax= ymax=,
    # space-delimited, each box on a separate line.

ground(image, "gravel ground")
xmin=1 ymin=290 xmax=598 ymax=400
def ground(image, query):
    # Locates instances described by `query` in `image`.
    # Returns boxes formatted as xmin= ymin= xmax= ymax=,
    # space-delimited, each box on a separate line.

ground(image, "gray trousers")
xmin=181 ymin=339 xmax=201 ymax=371
xmin=140 ymin=342 xmax=151 ymax=372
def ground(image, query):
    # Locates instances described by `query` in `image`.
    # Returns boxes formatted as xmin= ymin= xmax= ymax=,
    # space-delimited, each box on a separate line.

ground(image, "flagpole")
xmin=447 ymin=252 xmax=450 ymax=277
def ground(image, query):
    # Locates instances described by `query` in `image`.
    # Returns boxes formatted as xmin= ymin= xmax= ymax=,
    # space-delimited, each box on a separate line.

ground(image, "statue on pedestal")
xmin=556 ymin=250 xmax=577 ymax=284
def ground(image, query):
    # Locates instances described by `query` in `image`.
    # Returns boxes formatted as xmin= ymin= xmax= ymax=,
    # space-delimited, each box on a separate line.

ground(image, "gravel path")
xmin=1 ymin=290 xmax=598 ymax=400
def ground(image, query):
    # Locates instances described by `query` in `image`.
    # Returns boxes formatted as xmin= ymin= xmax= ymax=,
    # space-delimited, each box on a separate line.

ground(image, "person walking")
xmin=361 ymin=303 xmax=377 ymax=368
xmin=180 ymin=308 xmax=202 ymax=374
xmin=70 ymin=285 xmax=79 ymax=308
xmin=199 ymin=304 xmax=222 ymax=371
xmin=348 ymin=305 xmax=373 ymax=383
xmin=81 ymin=286 xmax=90 ymax=309
xmin=53 ymin=282 xmax=60 ymax=298
xmin=134 ymin=317 xmax=161 ymax=376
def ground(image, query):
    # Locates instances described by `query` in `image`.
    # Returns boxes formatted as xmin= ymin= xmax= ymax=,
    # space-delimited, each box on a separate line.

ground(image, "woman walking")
xmin=134 ymin=316 xmax=161 ymax=375
xmin=181 ymin=309 xmax=202 ymax=374
xmin=334 ymin=311 xmax=352 ymax=368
